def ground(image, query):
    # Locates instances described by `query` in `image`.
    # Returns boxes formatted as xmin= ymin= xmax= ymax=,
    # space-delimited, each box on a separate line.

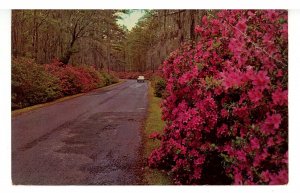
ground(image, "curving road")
xmin=12 ymin=80 xmax=148 ymax=185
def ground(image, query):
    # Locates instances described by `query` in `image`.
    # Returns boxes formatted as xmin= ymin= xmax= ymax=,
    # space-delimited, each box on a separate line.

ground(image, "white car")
xmin=137 ymin=76 xmax=145 ymax=83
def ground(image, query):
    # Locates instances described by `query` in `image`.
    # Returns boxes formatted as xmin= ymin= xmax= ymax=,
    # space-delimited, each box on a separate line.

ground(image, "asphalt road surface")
xmin=12 ymin=80 xmax=148 ymax=185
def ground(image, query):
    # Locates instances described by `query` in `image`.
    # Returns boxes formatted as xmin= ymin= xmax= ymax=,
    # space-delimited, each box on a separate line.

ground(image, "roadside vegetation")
xmin=148 ymin=10 xmax=288 ymax=185
xmin=152 ymin=76 xmax=166 ymax=98
xmin=143 ymin=83 xmax=171 ymax=185
xmin=12 ymin=57 xmax=118 ymax=110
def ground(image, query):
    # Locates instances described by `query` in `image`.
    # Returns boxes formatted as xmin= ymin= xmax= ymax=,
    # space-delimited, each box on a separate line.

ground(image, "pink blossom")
xmin=248 ymin=88 xmax=263 ymax=103
xmin=251 ymin=70 xmax=270 ymax=91
xmin=149 ymin=132 xmax=161 ymax=140
xmin=221 ymin=109 xmax=229 ymax=118
xmin=195 ymin=156 xmax=206 ymax=165
xmin=253 ymin=155 xmax=261 ymax=167
xmin=272 ymin=88 xmax=288 ymax=106
xmin=267 ymin=137 xmax=275 ymax=146
xmin=202 ymin=15 xmax=208 ymax=25
xmin=269 ymin=169 xmax=288 ymax=185
xmin=193 ymin=167 xmax=202 ymax=179
xmin=261 ymin=114 xmax=282 ymax=135
xmin=261 ymin=170 xmax=271 ymax=182
xmin=221 ymin=70 xmax=244 ymax=90
xmin=217 ymin=124 xmax=228 ymax=138
xmin=236 ymin=150 xmax=247 ymax=162
xmin=194 ymin=25 xmax=203 ymax=34
xmin=283 ymin=151 xmax=288 ymax=164
xmin=234 ymin=170 xmax=243 ymax=185
xmin=236 ymin=19 xmax=247 ymax=33
xmin=276 ymin=69 xmax=283 ymax=77
xmin=250 ymin=137 xmax=260 ymax=150
xmin=233 ymin=106 xmax=248 ymax=119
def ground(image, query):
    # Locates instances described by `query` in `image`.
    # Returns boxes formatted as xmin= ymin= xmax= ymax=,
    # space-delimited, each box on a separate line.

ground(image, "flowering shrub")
xmin=148 ymin=10 xmax=288 ymax=185
xmin=12 ymin=58 xmax=118 ymax=109
xmin=45 ymin=60 xmax=105 ymax=95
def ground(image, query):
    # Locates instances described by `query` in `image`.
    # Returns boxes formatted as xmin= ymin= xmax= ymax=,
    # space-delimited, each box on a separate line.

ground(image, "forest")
xmin=12 ymin=10 xmax=204 ymax=72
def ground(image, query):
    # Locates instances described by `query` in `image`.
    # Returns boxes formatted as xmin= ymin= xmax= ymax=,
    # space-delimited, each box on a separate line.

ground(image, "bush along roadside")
xmin=12 ymin=58 xmax=118 ymax=110
xmin=152 ymin=75 xmax=166 ymax=98
xmin=148 ymin=10 xmax=288 ymax=185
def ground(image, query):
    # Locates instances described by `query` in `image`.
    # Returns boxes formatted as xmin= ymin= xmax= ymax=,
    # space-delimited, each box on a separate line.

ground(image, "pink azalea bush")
xmin=12 ymin=58 xmax=118 ymax=109
xmin=148 ymin=10 xmax=288 ymax=185
xmin=45 ymin=60 xmax=104 ymax=95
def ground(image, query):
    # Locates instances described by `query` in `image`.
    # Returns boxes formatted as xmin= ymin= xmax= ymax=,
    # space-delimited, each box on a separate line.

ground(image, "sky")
xmin=117 ymin=10 xmax=146 ymax=31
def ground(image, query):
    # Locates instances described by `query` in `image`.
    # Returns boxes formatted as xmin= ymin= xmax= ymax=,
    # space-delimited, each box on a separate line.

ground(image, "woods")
xmin=124 ymin=10 xmax=204 ymax=72
xmin=12 ymin=10 xmax=126 ymax=70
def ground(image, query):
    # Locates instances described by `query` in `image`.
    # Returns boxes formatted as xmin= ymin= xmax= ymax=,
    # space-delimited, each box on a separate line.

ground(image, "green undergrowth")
xmin=143 ymin=83 xmax=172 ymax=185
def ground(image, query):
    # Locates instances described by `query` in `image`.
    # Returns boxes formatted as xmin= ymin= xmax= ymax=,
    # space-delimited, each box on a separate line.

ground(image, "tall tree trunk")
xmin=60 ymin=21 xmax=78 ymax=64
xmin=151 ymin=56 xmax=154 ymax=73
xmin=190 ymin=10 xmax=196 ymax=43
xmin=106 ymin=22 xmax=111 ymax=74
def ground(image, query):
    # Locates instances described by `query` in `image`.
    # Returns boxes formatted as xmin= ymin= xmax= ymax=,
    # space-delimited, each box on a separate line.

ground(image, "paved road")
xmin=12 ymin=80 xmax=148 ymax=185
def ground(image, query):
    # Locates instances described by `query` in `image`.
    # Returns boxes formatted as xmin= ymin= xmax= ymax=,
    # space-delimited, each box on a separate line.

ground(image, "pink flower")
xmin=234 ymin=170 xmax=243 ymax=185
xmin=194 ymin=25 xmax=203 ymax=34
xmin=221 ymin=70 xmax=245 ymax=90
xmin=233 ymin=106 xmax=248 ymax=119
xmin=195 ymin=155 xmax=206 ymax=165
xmin=283 ymin=151 xmax=288 ymax=164
xmin=253 ymin=154 xmax=261 ymax=167
xmin=221 ymin=109 xmax=229 ymax=118
xmin=202 ymin=15 xmax=208 ymax=25
xmin=261 ymin=170 xmax=271 ymax=182
xmin=276 ymin=69 xmax=283 ymax=77
xmin=272 ymin=88 xmax=288 ymax=106
xmin=217 ymin=124 xmax=228 ymax=138
xmin=261 ymin=113 xmax=282 ymax=135
xmin=269 ymin=169 xmax=288 ymax=185
xmin=251 ymin=71 xmax=270 ymax=91
xmin=149 ymin=132 xmax=161 ymax=140
xmin=250 ymin=137 xmax=260 ymax=150
xmin=236 ymin=150 xmax=247 ymax=162
xmin=236 ymin=19 xmax=247 ymax=32
xmin=248 ymin=88 xmax=263 ymax=103
xmin=193 ymin=167 xmax=202 ymax=179
xmin=267 ymin=137 xmax=275 ymax=146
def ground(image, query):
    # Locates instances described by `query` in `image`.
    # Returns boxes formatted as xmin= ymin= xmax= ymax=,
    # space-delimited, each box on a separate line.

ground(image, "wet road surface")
xmin=12 ymin=80 xmax=148 ymax=185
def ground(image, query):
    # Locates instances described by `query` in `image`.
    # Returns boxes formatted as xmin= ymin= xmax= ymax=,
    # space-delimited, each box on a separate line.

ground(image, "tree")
xmin=12 ymin=10 xmax=126 ymax=71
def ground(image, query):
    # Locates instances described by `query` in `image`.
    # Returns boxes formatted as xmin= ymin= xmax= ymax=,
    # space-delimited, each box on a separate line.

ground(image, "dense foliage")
xmin=152 ymin=76 xmax=166 ymax=98
xmin=12 ymin=58 xmax=118 ymax=110
xmin=12 ymin=58 xmax=62 ymax=109
xmin=148 ymin=10 xmax=288 ymax=185
xmin=12 ymin=10 xmax=126 ymax=69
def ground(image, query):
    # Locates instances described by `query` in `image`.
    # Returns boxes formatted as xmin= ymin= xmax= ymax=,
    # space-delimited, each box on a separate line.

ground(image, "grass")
xmin=143 ymin=82 xmax=172 ymax=185
xmin=12 ymin=80 xmax=124 ymax=117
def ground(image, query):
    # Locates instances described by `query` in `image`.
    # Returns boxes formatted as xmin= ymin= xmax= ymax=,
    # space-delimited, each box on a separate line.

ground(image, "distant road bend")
xmin=12 ymin=80 xmax=148 ymax=185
